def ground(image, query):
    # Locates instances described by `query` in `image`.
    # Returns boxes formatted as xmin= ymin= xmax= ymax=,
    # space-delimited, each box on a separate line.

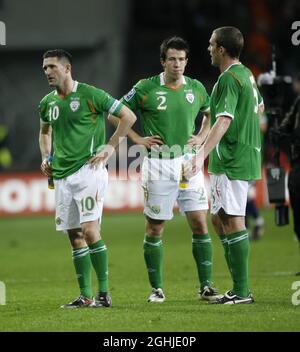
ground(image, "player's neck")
xmin=164 ymin=73 xmax=183 ymax=88
xmin=219 ymin=58 xmax=240 ymax=73
xmin=56 ymin=78 xmax=75 ymax=98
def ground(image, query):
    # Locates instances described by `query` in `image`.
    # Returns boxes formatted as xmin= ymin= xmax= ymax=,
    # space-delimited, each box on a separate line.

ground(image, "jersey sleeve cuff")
xmin=109 ymin=100 xmax=122 ymax=116
xmin=216 ymin=112 xmax=234 ymax=119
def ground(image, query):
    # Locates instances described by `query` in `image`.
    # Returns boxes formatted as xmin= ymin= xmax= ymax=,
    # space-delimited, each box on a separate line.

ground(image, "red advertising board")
xmin=0 ymin=170 xmax=271 ymax=217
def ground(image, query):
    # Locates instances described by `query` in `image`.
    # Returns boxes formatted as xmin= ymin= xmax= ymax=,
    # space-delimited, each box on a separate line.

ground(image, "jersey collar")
xmin=72 ymin=80 xmax=79 ymax=92
xmin=159 ymin=72 xmax=186 ymax=86
xmin=54 ymin=80 xmax=79 ymax=95
xmin=223 ymin=62 xmax=241 ymax=73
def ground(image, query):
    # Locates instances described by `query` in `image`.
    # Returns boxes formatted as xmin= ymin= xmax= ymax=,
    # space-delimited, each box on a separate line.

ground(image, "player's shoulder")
xmin=185 ymin=76 xmax=207 ymax=91
xmin=219 ymin=67 xmax=243 ymax=88
xmin=78 ymin=82 xmax=110 ymax=98
xmin=135 ymin=75 xmax=160 ymax=90
xmin=39 ymin=90 xmax=56 ymax=106
xmin=78 ymin=82 xmax=100 ymax=93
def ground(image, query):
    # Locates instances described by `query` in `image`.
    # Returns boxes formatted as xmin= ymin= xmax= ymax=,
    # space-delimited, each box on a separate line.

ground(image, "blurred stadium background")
xmin=0 ymin=0 xmax=300 ymax=332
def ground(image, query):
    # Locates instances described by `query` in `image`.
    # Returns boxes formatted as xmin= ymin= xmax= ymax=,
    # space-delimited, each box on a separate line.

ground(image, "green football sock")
xmin=89 ymin=240 xmax=109 ymax=293
xmin=72 ymin=247 xmax=93 ymax=299
xmin=219 ymin=234 xmax=232 ymax=277
xmin=143 ymin=235 xmax=163 ymax=289
xmin=192 ymin=233 xmax=212 ymax=289
xmin=227 ymin=230 xmax=250 ymax=297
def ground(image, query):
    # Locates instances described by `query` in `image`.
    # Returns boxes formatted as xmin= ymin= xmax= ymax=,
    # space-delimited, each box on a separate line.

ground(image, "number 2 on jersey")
xmin=157 ymin=96 xmax=167 ymax=110
xmin=249 ymin=75 xmax=259 ymax=114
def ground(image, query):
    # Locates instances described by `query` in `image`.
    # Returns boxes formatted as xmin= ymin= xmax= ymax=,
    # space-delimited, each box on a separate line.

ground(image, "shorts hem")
xmin=210 ymin=206 xmax=245 ymax=216
xmin=143 ymin=209 xmax=173 ymax=221
xmin=56 ymin=225 xmax=80 ymax=233
xmin=181 ymin=205 xmax=209 ymax=214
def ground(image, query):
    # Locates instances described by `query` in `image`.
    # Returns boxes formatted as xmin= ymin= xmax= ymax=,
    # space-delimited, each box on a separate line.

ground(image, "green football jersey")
xmin=208 ymin=63 xmax=263 ymax=180
xmin=39 ymin=81 xmax=123 ymax=179
xmin=122 ymin=73 xmax=210 ymax=158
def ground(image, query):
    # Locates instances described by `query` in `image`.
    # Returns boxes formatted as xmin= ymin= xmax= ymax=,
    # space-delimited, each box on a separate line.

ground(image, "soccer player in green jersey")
xmin=109 ymin=37 xmax=221 ymax=303
xmin=39 ymin=49 xmax=136 ymax=308
xmin=186 ymin=27 xmax=264 ymax=304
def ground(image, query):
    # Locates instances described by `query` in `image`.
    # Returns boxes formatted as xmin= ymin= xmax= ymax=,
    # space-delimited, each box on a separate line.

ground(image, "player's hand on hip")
xmin=41 ymin=159 xmax=52 ymax=177
xmin=135 ymin=135 xmax=164 ymax=149
xmin=187 ymin=135 xmax=203 ymax=146
xmin=88 ymin=145 xmax=115 ymax=168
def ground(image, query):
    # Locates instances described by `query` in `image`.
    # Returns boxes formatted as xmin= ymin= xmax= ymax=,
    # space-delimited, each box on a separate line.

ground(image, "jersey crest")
xmin=185 ymin=93 xmax=194 ymax=104
xmin=70 ymin=99 xmax=80 ymax=112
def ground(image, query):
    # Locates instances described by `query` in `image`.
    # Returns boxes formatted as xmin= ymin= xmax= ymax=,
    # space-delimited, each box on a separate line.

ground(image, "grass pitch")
xmin=0 ymin=210 xmax=299 ymax=332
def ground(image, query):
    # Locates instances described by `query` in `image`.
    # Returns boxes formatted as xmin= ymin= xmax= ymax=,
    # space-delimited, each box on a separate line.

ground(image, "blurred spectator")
xmin=277 ymin=73 xmax=300 ymax=275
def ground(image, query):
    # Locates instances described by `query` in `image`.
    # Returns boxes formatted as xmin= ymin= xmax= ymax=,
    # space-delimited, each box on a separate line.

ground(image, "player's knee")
xmin=146 ymin=218 xmax=164 ymax=237
xmin=147 ymin=225 xmax=164 ymax=237
xmin=147 ymin=223 xmax=164 ymax=237
xmin=211 ymin=214 xmax=219 ymax=228
xmin=211 ymin=214 xmax=224 ymax=236
xmin=82 ymin=227 xmax=100 ymax=244
xmin=68 ymin=229 xmax=86 ymax=248
xmin=190 ymin=218 xmax=208 ymax=234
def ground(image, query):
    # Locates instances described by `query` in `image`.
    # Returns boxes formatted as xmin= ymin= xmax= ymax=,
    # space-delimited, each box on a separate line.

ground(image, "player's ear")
xmin=219 ymin=46 xmax=225 ymax=55
xmin=65 ymin=63 xmax=71 ymax=73
xmin=160 ymin=59 xmax=166 ymax=69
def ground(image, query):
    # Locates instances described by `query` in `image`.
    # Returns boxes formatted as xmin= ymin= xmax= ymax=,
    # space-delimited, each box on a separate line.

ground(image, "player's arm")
xmin=39 ymin=121 xmax=52 ymax=176
xmin=257 ymin=88 xmax=265 ymax=115
xmin=188 ymin=111 xmax=211 ymax=146
xmin=107 ymin=105 xmax=136 ymax=149
xmin=108 ymin=113 xmax=163 ymax=148
xmin=198 ymin=73 xmax=237 ymax=161
xmin=201 ymin=115 xmax=231 ymax=160
xmin=185 ymin=73 xmax=238 ymax=177
xmin=185 ymin=116 xmax=231 ymax=178
xmin=188 ymin=82 xmax=211 ymax=146
xmin=89 ymin=105 xmax=136 ymax=167
xmin=108 ymin=81 xmax=163 ymax=148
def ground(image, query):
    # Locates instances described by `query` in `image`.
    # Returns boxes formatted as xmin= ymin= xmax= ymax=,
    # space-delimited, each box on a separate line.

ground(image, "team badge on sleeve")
xmin=70 ymin=100 xmax=80 ymax=112
xmin=124 ymin=88 xmax=136 ymax=102
xmin=185 ymin=93 xmax=195 ymax=104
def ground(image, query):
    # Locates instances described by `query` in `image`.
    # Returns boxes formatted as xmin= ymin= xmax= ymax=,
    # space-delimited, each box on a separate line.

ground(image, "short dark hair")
xmin=213 ymin=27 xmax=244 ymax=59
xmin=43 ymin=49 xmax=72 ymax=64
xmin=160 ymin=36 xmax=189 ymax=61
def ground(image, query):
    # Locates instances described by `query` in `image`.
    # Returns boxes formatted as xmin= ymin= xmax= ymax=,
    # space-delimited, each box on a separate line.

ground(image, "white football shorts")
xmin=54 ymin=163 xmax=108 ymax=231
xmin=209 ymin=173 xmax=249 ymax=216
xmin=142 ymin=155 xmax=208 ymax=220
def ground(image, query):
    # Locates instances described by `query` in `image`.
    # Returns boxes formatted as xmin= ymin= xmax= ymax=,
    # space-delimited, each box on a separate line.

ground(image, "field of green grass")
xmin=0 ymin=210 xmax=299 ymax=332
